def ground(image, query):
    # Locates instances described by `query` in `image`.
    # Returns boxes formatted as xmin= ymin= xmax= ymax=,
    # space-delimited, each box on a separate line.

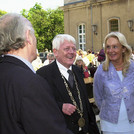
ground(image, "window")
xmin=78 ymin=24 xmax=86 ymax=50
xmin=109 ymin=19 xmax=119 ymax=32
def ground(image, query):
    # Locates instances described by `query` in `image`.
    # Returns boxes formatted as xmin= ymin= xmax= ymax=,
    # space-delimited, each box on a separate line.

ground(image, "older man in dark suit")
xmin=0 ymin=13 xmax=73 ymax=134
xmin=37 ymin=34 xmax=100 ymax=134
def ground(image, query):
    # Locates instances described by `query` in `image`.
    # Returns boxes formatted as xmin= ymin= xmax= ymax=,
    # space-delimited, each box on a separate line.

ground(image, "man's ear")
xmin=26 ymin=30 xmax=31 ymax=45
xmin=53 ymin=49 xmax=57 ymax=56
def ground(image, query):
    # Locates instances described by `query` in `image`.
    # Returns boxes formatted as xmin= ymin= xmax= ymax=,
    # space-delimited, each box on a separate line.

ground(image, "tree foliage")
xmin=0 ymin=10 xmax=7 ymax=17
xmin=21 ymin=3 xmax=64 ymax=52
xmin=0 ymin=3 xmax=64 ymax=51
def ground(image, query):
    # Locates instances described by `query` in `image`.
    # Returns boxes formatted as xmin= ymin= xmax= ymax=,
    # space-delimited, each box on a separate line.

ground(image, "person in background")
xmin=32 ymin=50 xmax=43 ymax=71
xmin=37 ymin=34 xmax=100 ymax=134
xmin=43 ymin=52 xmax=55 ymax=66
xmin=75 ymin=56 xmax=90 ymax=78
xmin=77 ymin=49 xmax=84 ymax=57
xmin=0 ymin=13 xmax=73 ymax=134
xmin=82 ymin=51 xmax=90 ymax=67
xmin=93 ymin=32 xmax=134 ymax=134
xmin=75 ymin=50 xmax=89 ymax=67
xmin=97 ymin=48 xmax=105 ymax=64
xmin=89 ymin=52 xmax=100 ymax=78
xmin=92 ymin=52 xmax=100 ymax=67
xmin=87 ymin=50 xmax=95 ymax=63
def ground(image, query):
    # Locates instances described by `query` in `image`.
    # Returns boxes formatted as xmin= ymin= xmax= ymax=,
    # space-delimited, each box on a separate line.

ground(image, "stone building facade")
xmin=62 ymin=0 xmax=134 ymax=52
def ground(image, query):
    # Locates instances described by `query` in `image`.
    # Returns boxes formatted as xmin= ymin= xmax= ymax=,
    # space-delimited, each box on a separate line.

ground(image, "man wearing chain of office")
xmin=37 ymin=34 xmax=100 ymax=134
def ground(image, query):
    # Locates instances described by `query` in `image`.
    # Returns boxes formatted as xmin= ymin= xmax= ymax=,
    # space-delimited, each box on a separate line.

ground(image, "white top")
xmin=101 ymin=71 xmax=134 ymax=132
xmin=43 ymin=59 xmax=49 ymax=66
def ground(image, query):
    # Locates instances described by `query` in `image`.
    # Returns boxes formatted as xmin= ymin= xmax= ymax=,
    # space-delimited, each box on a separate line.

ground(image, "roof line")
xmin=64 ymin=0 xmax=87 ymax=6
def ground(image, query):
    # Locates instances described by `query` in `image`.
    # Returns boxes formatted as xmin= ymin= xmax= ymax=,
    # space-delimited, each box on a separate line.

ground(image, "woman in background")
xmin=98 ymin=48 xmax=105 ymax=64
xmin=75 ymin=56 xmax=90 ymax=78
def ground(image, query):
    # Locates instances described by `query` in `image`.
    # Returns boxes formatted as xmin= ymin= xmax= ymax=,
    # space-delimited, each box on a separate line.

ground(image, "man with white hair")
xmin=37 ymin=34 xmax=100 ymax=134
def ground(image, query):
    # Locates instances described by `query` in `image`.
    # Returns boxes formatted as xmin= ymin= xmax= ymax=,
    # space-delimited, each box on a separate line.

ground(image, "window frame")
xmin=78 ymin=23 xmax=86 ymax=50
xmin=108 ymin=17 xmax=120 ymax=33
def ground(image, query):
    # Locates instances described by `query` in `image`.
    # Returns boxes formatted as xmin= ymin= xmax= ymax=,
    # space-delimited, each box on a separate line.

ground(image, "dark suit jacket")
xmin=37 ymin=60 xmax=100 ymax=134
xmin=0 ymin=56 xmax=73 ymax=134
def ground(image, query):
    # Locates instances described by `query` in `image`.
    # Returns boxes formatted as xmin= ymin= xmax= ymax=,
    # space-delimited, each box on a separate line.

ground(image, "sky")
xmin=0 ymin=0 xmax=64 ymax=13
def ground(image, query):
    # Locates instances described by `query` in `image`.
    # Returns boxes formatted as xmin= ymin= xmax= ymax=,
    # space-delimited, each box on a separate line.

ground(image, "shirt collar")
xmin=6 ymin=54 xmax=36 ymax=73
xmin=56 ymin=60 xmax=72 ymax=80
xmin=56 ymin=60 xmax=72 ymax=71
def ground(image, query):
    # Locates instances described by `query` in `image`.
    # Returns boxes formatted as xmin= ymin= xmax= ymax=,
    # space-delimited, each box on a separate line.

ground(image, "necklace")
xmin=61 ymin=72 xmax=85 ymax=128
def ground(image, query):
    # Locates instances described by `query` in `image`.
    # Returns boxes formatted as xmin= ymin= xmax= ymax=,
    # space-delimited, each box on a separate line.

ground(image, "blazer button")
xmin=71 ymin=121 xmax=74 ymax=124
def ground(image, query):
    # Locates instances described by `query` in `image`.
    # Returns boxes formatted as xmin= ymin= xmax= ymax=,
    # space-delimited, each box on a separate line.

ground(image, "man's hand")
xmin=62 ymin=103 xmax=76 ymax=115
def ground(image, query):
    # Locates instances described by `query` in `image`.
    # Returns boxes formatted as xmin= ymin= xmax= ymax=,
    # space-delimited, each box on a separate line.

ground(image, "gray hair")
xmin=0 ymin=13 xmax=34 ymax=55
xmin=52 ymin=34 xmax=76 ymax=50
xmin=103 ymin=32 xmax=132 ymax=76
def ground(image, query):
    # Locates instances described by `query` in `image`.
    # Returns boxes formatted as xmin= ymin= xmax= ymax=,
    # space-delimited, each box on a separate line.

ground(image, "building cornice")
xmin=64 ymin=0 xmax=87 ymax=6
xmin=63 ymin=0 xmax=119 ymax=11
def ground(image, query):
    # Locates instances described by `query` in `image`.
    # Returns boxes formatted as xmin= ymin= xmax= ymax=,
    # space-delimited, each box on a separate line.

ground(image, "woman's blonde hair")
xmin=103 ymin=32 xmax=132 ymax=76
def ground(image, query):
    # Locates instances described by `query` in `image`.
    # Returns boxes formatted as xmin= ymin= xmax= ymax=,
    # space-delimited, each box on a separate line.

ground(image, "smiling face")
xmin=53 ymin=40 xmax=76 ymax=69
xmin=105 ymin=37 xmax=126 ymax=65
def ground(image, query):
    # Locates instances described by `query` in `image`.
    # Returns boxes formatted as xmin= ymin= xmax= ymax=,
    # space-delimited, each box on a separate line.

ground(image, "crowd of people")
xmin=1 ymin=12 xmax=134 ymax=134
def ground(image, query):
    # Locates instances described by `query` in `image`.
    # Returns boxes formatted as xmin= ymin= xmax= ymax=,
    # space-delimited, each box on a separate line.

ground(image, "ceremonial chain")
xmin=61 ymin=73 xmax=83 ymax=118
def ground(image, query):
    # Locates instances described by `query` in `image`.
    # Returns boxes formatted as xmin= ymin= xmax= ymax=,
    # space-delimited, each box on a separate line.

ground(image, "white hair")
xmin=52 ymin=34 xmax=76 ymax=50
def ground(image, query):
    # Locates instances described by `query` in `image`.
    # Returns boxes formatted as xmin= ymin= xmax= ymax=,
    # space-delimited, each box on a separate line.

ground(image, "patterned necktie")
xmin=67 ymin=70 xmax=74 ymax=88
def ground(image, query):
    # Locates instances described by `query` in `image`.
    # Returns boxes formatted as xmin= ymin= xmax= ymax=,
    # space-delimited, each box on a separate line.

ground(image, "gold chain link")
xmin=61 ymin=73 xmax=83 ymax=117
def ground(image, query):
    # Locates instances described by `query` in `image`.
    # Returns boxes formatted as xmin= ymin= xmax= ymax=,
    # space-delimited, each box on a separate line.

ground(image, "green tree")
xmin=27 ymin=3 xmax=48 ymax=52
xmin=45 ymin=8 xmax=64 ymax=50
xmin=21 ymin=3 xmax=64 ymax=52
xmin=0 ymin=10 xmax=7 ymax=17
